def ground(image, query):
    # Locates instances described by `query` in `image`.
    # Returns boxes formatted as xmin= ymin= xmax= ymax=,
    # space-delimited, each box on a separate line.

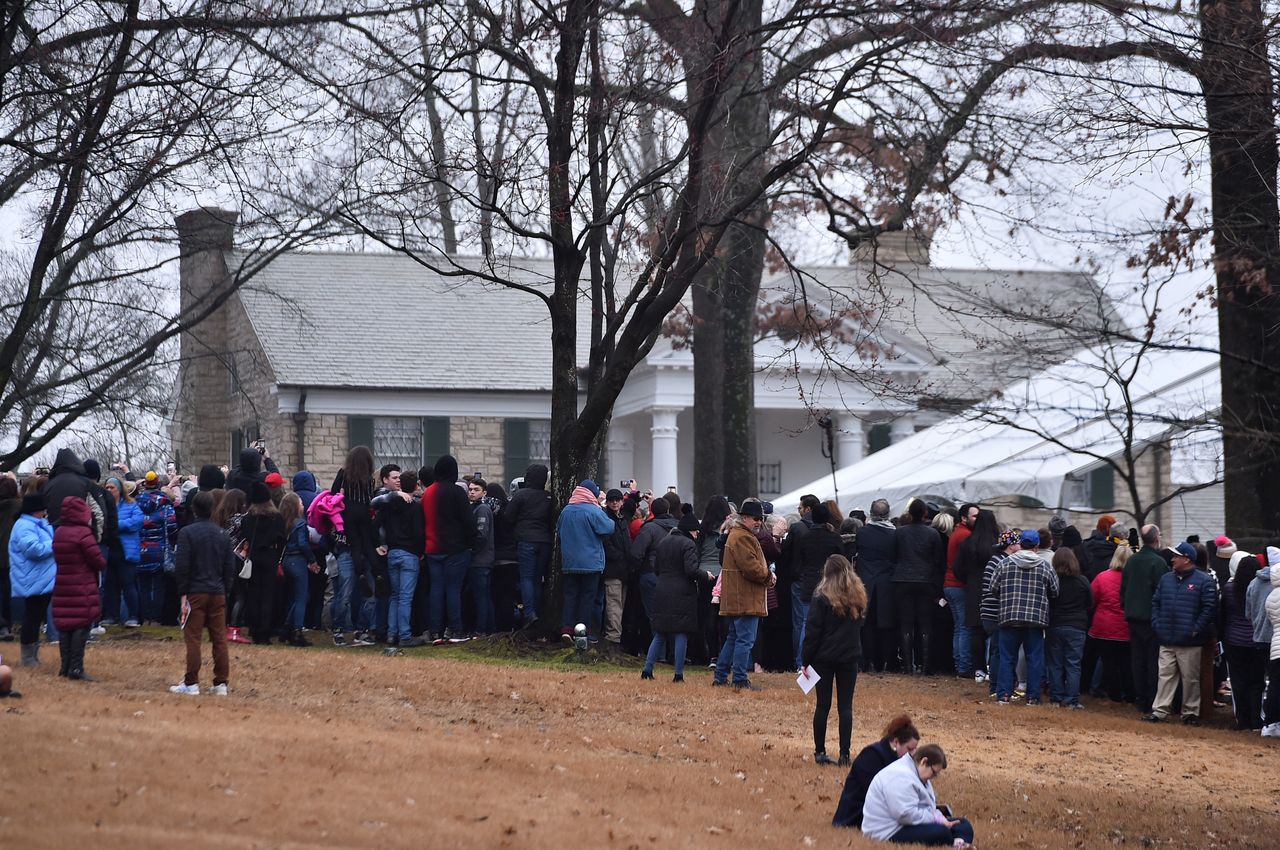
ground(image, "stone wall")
xmin=451 ymin=417 xmax=506 ymax=482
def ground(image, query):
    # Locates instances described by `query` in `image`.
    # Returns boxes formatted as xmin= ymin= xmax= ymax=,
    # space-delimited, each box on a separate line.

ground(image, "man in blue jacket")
xmin=1143 ymin=541 xmax=1218 ymax=725
xmin=556 ymin=480 xmax=615 ymax=640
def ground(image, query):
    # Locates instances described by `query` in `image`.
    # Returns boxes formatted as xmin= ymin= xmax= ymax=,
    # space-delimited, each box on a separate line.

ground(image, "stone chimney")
xmin=852 ymin=229 xmax=931 ymax=266
xmin=171 ymin=208 xmax=238 ymax=470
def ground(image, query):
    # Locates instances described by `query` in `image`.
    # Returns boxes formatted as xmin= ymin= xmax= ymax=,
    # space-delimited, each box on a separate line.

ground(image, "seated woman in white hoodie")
xmin=861 ymin=744 xmax=974 ymax=847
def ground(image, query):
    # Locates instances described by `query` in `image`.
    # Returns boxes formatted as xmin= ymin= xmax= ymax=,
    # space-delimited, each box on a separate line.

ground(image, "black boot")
xmin=58 ymin=634 xmax=72 ymax=677
xmin=69 ymin=628 xmax=97 ymax=682
xmin=20 ymin=642 xmax=40 ymax=667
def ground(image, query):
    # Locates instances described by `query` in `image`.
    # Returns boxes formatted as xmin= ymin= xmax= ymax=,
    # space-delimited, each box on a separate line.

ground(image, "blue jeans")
xmin=516 ymin=541 xmax=549 ymax=622
xmin=470 ymin=563 xmax=494 ymax=634
xmin=791 ymin=582 xmax=810 ymax=670
xmin=714 ymin=615 xmax=760 ymax=685
xmin=890 ymin=817 xmax=975 ymax=845
xmin=429 ymin=550 xmax=471 ymax=635
xmin=998 ymin=626 xmax=1045 ymax=701
xmin=562 ymin=573 xmax=600 ymax=631
xmin=331 ymin=551 xmax=356 ymax=633
xmin=943 ymin=587 xmax=971 ymax=673
xmin=282 ymin=554 xmax=311 ymax=630
xmin=387 ymin=549 xmax=420 ymax=641
xmin=645 ymin=632 xmax=689 ymax=677
xmin=1046 ymin=625 xmax=1087 ymax=705
xmin=137 ymin=569 xmax=165 ymax=623
xmin=351 ymin=578 xmax=388 ymax=634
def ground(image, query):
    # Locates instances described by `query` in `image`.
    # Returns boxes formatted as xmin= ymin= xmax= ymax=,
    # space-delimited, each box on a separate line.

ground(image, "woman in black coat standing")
xmin=802 ymin=554 xmax=867 ymax=766
xmin=641 ymin=513 xmax=710 ymax=682
xmin=240 ymin=483 xmax=286 ymax=645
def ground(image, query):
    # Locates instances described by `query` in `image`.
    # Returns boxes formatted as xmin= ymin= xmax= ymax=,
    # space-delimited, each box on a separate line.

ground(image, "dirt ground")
xmin=2 ymin=634 xmax=1278 ymax=849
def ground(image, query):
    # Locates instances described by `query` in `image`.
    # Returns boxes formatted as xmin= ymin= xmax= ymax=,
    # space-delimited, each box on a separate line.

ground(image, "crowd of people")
xmin=4 ymin=443 xmax=1280 ymax=845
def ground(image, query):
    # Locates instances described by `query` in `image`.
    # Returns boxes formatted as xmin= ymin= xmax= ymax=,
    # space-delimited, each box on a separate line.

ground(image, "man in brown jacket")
xmin=713 ymin=500 xmax=774 ymax=690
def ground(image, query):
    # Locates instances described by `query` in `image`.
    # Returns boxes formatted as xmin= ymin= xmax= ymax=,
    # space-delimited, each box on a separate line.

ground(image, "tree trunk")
xmin=689 ymin=0 xmax=767 ymax=509
xmin=1199 ymin=0 xmax=1280 ymax=547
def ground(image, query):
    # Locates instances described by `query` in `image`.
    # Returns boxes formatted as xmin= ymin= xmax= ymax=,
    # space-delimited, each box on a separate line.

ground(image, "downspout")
xmin=1152 ymin=441 xmax=1165 ymax=530
xmin=292 ymin=389 xmax=308 ymax=470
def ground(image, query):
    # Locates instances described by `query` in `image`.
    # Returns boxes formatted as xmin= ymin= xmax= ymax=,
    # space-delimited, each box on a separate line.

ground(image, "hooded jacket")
xmin=503 ymin=463 xmax=553 ymax=544
xmin=8 ymin=512 xmax=56 ymax=597
xmin=41 ymin=448 xmax=91 ymax=527
xmin=422 ymin=455 xmax=477 ymax=556
xmin=291 ymin=470 xmax=319 ymax=510
xmin=1246 ymin=567 xmax=1276 ymax=646
xmin=225 ymin=447 xmax=279 ymax=496
xmin=52 ymin=496 xmax=106 ymax=629
xmin=991 ymin=549 xmax=1060 ymax=627
xmin=1082 ymin=529 xmax=1118 ymax=580
xmin=1150 ymin=566 xmax=1217 ymax=646
xmin=1266 ymin=565 xmax=1280 ymax=661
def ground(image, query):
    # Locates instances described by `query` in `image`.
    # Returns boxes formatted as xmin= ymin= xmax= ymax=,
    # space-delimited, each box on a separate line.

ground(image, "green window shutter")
xmin=423 ymin=417 xmax=450 ymax=467
xmin=505 ymin=419 xmax=530 ymax=485
xmin=348 ymin=416 xmax=374 ymax=452
xmin=229 ymin=429 xmax=244 ymax=467
xmin=1090 ymin=465 xmax=1115 ymax=510
xmin=867 ymin=423 xmax=891 ymax=454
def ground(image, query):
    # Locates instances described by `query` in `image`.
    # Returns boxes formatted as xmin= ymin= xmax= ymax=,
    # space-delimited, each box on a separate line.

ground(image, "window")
xmin=758 ymin=462 xmax=782 ymax=497
xmin=867 ymin=423 xmax=891 ymax=454
xmin=1064 ymin=465 xmax=1115 ymax=510
xmin=229 ymin=425 xmax=260 ymax=467
xmin=504 ymin=419 xmax=552 ymax=486
xmin=347 ymin=416 xmax=450 ymax=470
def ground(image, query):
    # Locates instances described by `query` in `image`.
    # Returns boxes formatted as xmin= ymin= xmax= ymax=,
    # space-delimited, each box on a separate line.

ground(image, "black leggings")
xmin=813 ymin=665 xmax=858 ymax=756
xmin=21 ymin=592 xmax=52 ymax=646
xmin=1264 ymin=658 xmax=1280 ymax=727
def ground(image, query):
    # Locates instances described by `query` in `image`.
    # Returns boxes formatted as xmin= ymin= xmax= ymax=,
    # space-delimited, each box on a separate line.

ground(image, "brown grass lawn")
xmin=2 ymin=633 xmax=1278 ymax=849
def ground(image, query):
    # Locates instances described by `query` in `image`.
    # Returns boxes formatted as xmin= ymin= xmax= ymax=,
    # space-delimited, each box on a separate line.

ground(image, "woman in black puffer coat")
xmin=641 ymin=513 xmax=710 ymax=682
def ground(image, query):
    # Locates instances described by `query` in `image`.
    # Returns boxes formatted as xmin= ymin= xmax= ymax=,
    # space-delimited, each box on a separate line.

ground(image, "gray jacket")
xmin=1246 ymin=569 xmax=1276 ymax=645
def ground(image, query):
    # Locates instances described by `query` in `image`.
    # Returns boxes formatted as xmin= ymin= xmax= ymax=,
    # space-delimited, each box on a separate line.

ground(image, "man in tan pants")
xmin=1142 ymin=542 xmax=1218 ymax=726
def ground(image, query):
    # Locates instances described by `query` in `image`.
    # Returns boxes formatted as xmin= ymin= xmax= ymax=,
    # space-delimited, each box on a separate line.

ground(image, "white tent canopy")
xmin=774 ymin=343 xmax=1222 ymax=516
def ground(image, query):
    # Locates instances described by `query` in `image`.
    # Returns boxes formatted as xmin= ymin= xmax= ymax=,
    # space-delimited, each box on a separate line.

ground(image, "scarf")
xmin=568 ymin=486 xmax=598 ymax=506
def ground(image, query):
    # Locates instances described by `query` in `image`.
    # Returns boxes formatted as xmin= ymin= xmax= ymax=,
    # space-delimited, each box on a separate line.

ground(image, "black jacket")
xmin=502 ymin=463 xmax=553 ymax=544
xmin=778 ymin=516 xmax=812 ymax=585
xmin=42 ymin=448 xmax=91 ymax=527
xmin=1049 ymin=573 xmax=1093 ymax=630
xmin=1081 ymin=530 xmax=1117 ymax=580
xmin=225 ymin=448 xmax=279 ymax=497
xmin=650 ymin=529 xmax=703 ymax=634
xmin=372 ymin=490 xmax=425 ymax=553
xmin=174 ymin=519 xmax=236 ymax=595
xmin=801 ymin=594 xmax=863 ymax=669
xmin=796 ymin=526 xmax=844 ymax=603
xmin=422 ymin=455 xmax=478 ymax=556
xmin=631 ymin=515 xmax=677 ymax=574
xmin=602 ymin=510 xmax=634 ymax=581
xmin=893 ymin=521 xmax=943 ymax=586
xmin=855 ymin=523 xmax=897 ymax=628
xmin=832 ymin=738 xmax=896 ymax=828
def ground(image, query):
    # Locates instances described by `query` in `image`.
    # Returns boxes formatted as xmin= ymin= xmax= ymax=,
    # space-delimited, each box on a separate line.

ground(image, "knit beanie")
xmin=1214 ymin=535 xmax=1237 ymax=558
xmin=1096 ymin=514 xmax=1116 ymax=533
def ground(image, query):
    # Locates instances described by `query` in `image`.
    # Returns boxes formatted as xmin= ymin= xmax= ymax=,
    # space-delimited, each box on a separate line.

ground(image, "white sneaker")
xmin=169 ymin=683 xmax=200 ymax=696
xmin=974 ymin=670 xmax=989 ymax=683
xmin=90 ymin=625 xmax=106 ymax=636
xmin=209 ymin=683 xmax=229 ymax=697
xmin=1261 ymin=723 xmax=1280 ymax=738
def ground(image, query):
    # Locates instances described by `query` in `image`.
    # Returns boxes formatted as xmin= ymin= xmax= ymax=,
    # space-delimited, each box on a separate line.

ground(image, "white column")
xmin=836 ymin=414 xmax=866 ymax=467
xmin=607 ymin=423 xmax=635 ymax=486
xmin=889 ymin=414 xmax=916 ymax=444
xmin=650 ymin=407 xmax=682 ymax=494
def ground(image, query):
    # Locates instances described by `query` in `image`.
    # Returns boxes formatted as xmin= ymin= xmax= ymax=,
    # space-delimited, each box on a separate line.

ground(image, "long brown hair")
xmin=1052 ymin=547 xmax=1081 ymax=577
xmin=814 ymin=554 xmax=868 ymax=619
xmin=214 ymin=488 xmax=247 ymax=528
xmin=280 ymin=492 xmax=305 ymax=529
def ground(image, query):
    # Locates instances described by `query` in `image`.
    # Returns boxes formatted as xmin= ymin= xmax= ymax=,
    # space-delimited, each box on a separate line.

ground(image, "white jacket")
xmin=862 ymin=753 xmax=939 ymax=841
xmin=1267 ymin=565 xmax=1280 ymax=661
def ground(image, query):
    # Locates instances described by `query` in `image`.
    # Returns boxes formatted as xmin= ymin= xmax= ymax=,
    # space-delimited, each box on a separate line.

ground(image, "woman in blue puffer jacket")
xmin=8 ymin=493 xmax=56 ymax=667
xmin=103 ymin=477 xmax=143 ymax=627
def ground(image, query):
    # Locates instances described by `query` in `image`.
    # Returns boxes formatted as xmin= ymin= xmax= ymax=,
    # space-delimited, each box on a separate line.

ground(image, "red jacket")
xmin=53 ymin=496 xmax=107 ymax=630
xmin=1088 ymin=568 xmax=1130 ymax=641
xmin=945 ymin=524 xmax=971 ymax=588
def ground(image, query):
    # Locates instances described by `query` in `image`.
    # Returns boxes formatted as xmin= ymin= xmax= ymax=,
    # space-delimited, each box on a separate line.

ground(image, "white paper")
xmin=796 ymin=666 xmax=821 ymax=695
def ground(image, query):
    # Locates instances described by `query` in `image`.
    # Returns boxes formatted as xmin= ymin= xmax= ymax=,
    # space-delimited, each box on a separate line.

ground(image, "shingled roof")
xmin=228 ymin=248 xmax=1104 ymax=396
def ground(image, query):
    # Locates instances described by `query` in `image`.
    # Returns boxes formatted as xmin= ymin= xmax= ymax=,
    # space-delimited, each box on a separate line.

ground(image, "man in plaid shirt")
xmin=991 ymin=529 xmax=1060 ymax=705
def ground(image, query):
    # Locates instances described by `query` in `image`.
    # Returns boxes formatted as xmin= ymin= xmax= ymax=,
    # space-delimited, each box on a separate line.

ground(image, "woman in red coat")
xmin=53 ymin=496 xmax=106 ymax=681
